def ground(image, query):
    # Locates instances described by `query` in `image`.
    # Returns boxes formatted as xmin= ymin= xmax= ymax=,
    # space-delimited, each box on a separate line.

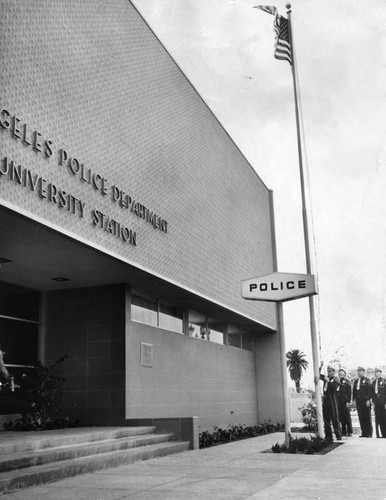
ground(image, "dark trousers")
xmin=357 ymin=399 xmax=373 ymax=437
xmin=337 ymin=399 xmax=353 ymax=435
xmin=373 ymin=400 xmax=386 ymax=437
xmin=323 ymin=395 xmax=341 ymax=441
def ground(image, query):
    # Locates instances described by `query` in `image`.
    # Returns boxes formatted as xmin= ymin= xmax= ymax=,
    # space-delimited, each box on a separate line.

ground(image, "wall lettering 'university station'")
xmin=0 ymin=157 xmax=86 ymax=218
xmin=0 ymin=106 xmax=169 ymax=245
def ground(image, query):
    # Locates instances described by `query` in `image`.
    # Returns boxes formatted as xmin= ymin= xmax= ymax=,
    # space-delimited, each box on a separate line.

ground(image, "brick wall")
xmin=44 ymin=284 xmax=126 ymax=425
xmin=0 ymin=0 xmax=276 ymax=330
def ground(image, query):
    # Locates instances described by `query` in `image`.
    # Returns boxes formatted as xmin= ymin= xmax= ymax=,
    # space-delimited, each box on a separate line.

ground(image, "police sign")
xmin=241 ymin=272 xmax=317 ymax=302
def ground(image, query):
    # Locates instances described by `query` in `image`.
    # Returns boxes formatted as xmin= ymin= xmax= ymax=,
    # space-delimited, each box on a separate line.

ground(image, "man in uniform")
xmin=317 ymin=363 xmax=342 ymax=442
xmin=0 ymin=348 xmax=9 ymax=381
xmin=337 ymin=368 xmax=352 ymax=437
xmin=352 ymin=366 xmax=372 ymax=437
xmin=371 ymin=367 xmax=386 ymax=438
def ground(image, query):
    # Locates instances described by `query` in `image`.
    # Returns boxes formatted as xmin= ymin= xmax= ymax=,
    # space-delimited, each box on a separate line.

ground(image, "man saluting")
xmin=316 ymin=362 xmax=342 ymax=442
xmin=353 ymin=366 xmax=372 ymax=438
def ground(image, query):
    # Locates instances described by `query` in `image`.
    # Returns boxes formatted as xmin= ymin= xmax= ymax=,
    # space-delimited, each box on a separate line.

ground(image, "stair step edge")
xmin=0 ymin=434 xmax=175 ymax=471
xmin=0 ymin=441 xmax=190 ymax=493
xmin=0 ymin=426 xmax=157 ymax=454
xmin=0 ymin=433 xmax=174 ymax=460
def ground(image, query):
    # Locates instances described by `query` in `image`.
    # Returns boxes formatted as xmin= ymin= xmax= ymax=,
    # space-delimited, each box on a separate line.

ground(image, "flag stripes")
xmin=255 ymin=5 xmax=292 ymax=65
xmin=273 ymin=15 xmax=291 ymax=64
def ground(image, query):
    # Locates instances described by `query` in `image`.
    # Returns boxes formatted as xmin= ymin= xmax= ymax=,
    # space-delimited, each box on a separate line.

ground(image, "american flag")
xmin=254 ymin=5 xmax=292 ymax=65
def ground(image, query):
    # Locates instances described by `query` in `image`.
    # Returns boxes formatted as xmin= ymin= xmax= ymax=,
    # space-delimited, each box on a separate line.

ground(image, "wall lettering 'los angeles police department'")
xmin=0 ymin=106 xmax=173 ymax=246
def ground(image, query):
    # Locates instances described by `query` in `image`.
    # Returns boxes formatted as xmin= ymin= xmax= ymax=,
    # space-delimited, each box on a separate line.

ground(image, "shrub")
xmin=271 ymin=434 xmax=331 ymax=454
xmin=300 ymin=395 xmax=317 ymax=431
xmin=199 ymin=422 xmax=284 ymax=448
xmin=3 ymin=356 xmax=80 ymax=431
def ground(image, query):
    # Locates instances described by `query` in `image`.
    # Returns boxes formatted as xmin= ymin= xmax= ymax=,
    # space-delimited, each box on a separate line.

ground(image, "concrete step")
xmin=0 ymin=440 xmax=190 ymax=494
xmin=0 ymin=432 xmax=174 ymax=473
xmin=0 ymin=426 xmax=156 ymax=455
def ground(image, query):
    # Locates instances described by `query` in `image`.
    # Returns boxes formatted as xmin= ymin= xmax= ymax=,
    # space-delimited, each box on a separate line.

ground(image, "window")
xmin=159 ymin=302 xmax=183 ymax=333
xmin=228 ymin=324 xmax=254 ymax=351
xmin=131 ymin=293 xmax=183 ymax=334
xmin=207 ymin=318 xmax=224 ymax=344
xmin=0 ymin=282 xmax=39 ymax=322
xmin=0 ymin=318 xmax=39 ymax=365
xmin=0 ymin=282 xmax=40 ymax=366
xmin=188 ymin=310 xmax=224 ymax=345
xmin=130 ymin=292 xmax=251 ymax=349
xmin=131 ymin=294 xmax=157 ymax=327
xmin=188 ymin=310 xmax=206 ymax=338
xmin=228 ymin=324 xmax=241 ymax=348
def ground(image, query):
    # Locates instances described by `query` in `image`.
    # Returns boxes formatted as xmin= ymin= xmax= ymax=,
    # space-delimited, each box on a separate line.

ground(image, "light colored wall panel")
xmin=0 ymin=0 xmax=276 ymax=328
xmin=126 ymin=321 xmax=260 ymax=430
xmin=255 ymin=330 xmax=285 ymax=424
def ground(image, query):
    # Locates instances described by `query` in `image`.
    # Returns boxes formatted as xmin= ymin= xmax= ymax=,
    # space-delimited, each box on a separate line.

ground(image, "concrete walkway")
xmin=3 ymin=431 xmax=386 ymax=499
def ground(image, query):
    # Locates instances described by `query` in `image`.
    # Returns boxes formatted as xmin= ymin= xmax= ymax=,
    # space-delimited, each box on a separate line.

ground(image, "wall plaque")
xmin=140 ymin=342 xmax=153 ymax=368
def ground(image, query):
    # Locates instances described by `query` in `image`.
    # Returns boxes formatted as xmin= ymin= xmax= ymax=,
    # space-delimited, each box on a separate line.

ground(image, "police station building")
xmin=0 ymin=0 xmax=285 ymax=435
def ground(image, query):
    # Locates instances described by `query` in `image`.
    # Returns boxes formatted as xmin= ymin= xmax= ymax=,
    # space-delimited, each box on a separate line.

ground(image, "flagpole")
xmin=286 ymin=3 xmax=324 ymax=438
xmin=269 ymin=190 xmax=291 ymax=447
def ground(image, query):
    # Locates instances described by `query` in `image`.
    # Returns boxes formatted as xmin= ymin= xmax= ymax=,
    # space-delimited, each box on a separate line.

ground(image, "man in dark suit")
xmin=371 ymin=367 xmax=386 ymax=438
xmin=317 ymin=364 xmax=342 ymax=442
xmin=353 ymin=366 xmax=373 ymax=437
xmin=337 ymin=368 xmax=352 ymax=436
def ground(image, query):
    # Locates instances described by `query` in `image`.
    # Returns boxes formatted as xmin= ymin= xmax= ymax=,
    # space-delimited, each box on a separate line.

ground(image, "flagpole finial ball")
xmin=286 ymin=3 xmax=291 ymax=9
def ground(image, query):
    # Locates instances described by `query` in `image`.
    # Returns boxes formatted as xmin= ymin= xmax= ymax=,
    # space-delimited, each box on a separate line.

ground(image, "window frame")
xmin=130 ymin=291 xmax=256 ymax=350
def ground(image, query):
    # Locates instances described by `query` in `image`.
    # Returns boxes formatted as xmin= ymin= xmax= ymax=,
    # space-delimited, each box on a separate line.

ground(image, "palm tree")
xmin=286 ymin=349 xmax=309 ymax=393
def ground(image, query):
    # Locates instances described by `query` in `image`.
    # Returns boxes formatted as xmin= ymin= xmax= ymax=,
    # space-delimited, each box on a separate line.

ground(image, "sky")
xmin=132 ymin=0 xmax=386 ymax=385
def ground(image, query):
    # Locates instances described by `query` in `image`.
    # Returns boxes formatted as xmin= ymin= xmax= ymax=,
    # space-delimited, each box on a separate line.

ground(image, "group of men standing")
xmin=316 ymin=365 xmax=386 ymax=441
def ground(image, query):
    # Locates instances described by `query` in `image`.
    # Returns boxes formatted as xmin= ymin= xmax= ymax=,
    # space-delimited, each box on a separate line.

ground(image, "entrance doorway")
xmin=0 ymin=282 xmax=40 ymax=367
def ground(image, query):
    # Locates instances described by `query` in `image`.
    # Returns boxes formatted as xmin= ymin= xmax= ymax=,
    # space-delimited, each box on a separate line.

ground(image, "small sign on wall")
xmin=140 ymin=342 xmax=153 ymax=368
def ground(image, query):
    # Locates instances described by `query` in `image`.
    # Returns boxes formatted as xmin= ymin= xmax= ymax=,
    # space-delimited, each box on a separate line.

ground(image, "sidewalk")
xmin=3 ymin=431 xmax=386 ymax=499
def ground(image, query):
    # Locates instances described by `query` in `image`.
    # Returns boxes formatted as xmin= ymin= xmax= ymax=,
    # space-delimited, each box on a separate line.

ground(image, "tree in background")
xmin=286 ymin=349 xmax=309 ymax=393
